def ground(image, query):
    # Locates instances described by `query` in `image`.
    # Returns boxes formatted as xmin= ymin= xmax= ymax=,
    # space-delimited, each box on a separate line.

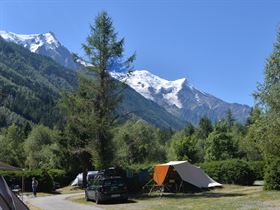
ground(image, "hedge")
xmin=0 ymin=168 xmax=67 ymax=192
xmin=249 ymin=160 xmax=265 ymax=180
xmin=200 ymin=159 xmax=255 ymax=185
xmin=264 ymin=158 xmax=280 ymax=190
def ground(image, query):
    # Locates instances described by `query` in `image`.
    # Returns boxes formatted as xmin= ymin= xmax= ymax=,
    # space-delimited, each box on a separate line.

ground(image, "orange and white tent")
xmin=153 ymin=161 xmax=221 ymax=188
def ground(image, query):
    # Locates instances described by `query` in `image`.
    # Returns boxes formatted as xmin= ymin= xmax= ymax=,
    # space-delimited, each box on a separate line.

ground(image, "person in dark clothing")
xmin=32 ymin=177 xmax=38 ymax=197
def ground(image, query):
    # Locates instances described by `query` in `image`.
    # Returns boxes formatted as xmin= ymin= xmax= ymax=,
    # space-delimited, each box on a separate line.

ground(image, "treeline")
xmin=0 ymin=109 xmax=269 ymax=189
xmin=0 ymin=110 xmax=263 ymax=173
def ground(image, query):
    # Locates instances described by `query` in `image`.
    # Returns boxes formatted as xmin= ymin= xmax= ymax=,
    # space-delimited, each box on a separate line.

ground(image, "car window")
xmin=103 ymin=178 xmax=124 ymax=187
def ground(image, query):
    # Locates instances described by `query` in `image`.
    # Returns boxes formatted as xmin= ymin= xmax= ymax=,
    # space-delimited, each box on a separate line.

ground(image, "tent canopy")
xmin=71 ymin=171 xmax=98 ymax=186
xmin=0 ymin=176 xmax=29 ymax=210
xmin=0 ymin=162 xmax=27 ymax=209
xmin=153 ymin=161 xmax=221 ymax=188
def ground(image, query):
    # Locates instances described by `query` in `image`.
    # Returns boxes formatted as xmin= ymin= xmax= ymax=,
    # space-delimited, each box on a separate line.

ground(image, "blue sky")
xmin=1 ymin=0 xmax=280 ymax=106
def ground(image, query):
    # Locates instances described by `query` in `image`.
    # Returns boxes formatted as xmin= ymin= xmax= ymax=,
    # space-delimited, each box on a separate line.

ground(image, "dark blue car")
xmin=85 ymin=176 xmax=128 ymax=204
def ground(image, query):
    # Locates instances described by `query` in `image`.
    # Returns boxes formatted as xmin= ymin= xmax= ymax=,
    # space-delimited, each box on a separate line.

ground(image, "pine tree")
xmin=82 ymin=11 xmax=135 ymax=169
xmin=61 ymin=11 xmax=135 ymax=180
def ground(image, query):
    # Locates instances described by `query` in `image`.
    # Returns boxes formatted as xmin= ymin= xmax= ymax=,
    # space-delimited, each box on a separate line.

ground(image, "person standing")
xmin=32 ymin=177 xmax=38 ymax=197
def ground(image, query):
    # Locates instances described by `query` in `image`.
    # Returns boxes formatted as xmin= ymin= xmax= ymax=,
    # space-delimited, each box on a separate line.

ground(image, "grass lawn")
xmin=69 ymin=184 xmax=280 ymax=210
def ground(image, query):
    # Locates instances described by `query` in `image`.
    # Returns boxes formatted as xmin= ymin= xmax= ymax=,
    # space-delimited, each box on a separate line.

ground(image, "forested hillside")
xmin=0 ymin=37 xmax=77 ymax=127
xmin=0 ymin=37 xmax=184 ymax=130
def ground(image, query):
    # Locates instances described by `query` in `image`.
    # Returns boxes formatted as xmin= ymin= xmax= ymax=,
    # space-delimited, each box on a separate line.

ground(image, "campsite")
xmin=69 ymin=184 xmax=280 ymax=210
xmin=1 ymin=1 xmax=280 ymax=209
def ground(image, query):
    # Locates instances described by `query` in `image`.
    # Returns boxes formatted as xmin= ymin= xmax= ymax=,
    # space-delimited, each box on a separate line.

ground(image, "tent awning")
xmin=153 ymin=161 xmax=222 ymax=188
xmin=0 ymin=176 xmax=29 ymax=210
xmin=153 ymin=165 xmax=170 ymax=186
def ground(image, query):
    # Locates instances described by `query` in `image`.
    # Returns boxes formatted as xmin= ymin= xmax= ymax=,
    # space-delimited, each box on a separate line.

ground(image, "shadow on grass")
xmin=89 ymin=199 xmax=137 ymax=205
xmin=133 ymin=191 xmax=245 ymax=200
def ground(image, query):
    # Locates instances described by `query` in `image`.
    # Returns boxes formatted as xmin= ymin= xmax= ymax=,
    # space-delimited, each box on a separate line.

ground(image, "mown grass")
xmin=26 ymin=201 xmax=41 ymax=210
xmin=69 ymin=184 xmax=280 ymax=210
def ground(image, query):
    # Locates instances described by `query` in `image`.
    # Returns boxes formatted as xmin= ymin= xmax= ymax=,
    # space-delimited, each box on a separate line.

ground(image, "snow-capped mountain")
xmin=0 ymin=31 xmax=78 ymax=70
xmin=111 ymin=70 xmax=250 ymax=124
xmin=0 ymin=30 xmax=250 ymax=124
xmin=111 ymin=70 xmax=186 ymax=108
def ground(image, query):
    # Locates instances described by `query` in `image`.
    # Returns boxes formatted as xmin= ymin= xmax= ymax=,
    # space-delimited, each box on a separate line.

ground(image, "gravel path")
xmin=27 ymin=193 xmax=104 ymax=210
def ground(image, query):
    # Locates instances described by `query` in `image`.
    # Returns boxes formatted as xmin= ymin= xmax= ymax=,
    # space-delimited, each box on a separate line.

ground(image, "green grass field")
xmin=70 ymin=185 xmax=280 ymax=210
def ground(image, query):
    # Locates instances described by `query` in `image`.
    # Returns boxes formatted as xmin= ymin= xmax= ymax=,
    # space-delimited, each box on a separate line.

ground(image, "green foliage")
xmin=196 ymin=117 xmax=213 ymax=139
xmin=0 ymin=38 xmax=77 ymax=128
xmin=47 ymin=168 xmax=70 ymax=187
xmin=113 ymin=120 xmax=165 ymax=166
xmin=0 ymin=168 xmax=55 ymax=192
xmin=245 ymin=112 xmax=280 ymax=160
xmin=224 ymin=110 xmax=235 ymax=131
xmin=169 ymin=131 xmax=198 ymax=162
xmin=200 ymin=159 xmax=255 ymax=185
xmin=255 ymin=29 xmax=280 ymax=112
xmin=183 ymin=123 xmax=195 ymax=136
xmin=0 ymin=124 xmax=25 ymax=167
xmin=204 ymin=130 xmax=238 ymax=161
xmin=194 ymin=117 xmax=213 ymax=162
xmin=264 ymin=158 xmax=280 ymax=190
xmin=249 ymin=160 xmax=265 ymax=180
xmin=24 ymin=124 xmax=63 ymax=168
xmin=242 ymin=28 xmax=280 ymax=191
xmin=81 ymin=11 xmax=134 ymax=169
xmin=61 ymin=11 xmax=135 ymax=172
xmin=243 ymin=108 xmax=264 ymax=160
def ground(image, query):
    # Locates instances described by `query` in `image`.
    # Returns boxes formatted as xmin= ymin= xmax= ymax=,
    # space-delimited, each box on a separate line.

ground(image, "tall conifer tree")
xmin=82 ymin=11 xmax=135 ymax=169
xmin=62 ymin=11 xmax=135 ymax=178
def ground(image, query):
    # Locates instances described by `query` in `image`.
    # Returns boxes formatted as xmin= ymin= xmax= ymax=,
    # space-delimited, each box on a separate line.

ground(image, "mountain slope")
xmin=112 ymin=70 xmax=250 ymax=124
xmin=1 ymin=30 xmax=250 ymax=125
xmin=0 ymin=31 xmax=78 ymax=70
xmin=0 ymin=37 xmax=77 ymax=126
xmin=0 ymin=38 xmax=184 ymax=129
xmin=119 ymin=86 xmax=185 ymax=129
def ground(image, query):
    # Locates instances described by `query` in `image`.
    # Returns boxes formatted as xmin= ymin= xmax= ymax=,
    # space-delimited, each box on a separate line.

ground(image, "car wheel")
xmin=95 ymin=192 xmax=101 ymax=204
xmin=85 ymin=192 xmax=89 ymax=201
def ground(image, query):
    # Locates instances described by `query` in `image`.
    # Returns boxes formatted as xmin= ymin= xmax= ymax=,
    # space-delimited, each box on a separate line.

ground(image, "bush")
xmin=47 ymin=169 xmax=70 ymax=187
xmin=200 ymin=159 xmax=255 ymax=185
xmin=264 ymin=158 xmax=280 ymax=190
xmin=0 ymin=168 xmax=61 ymax=192
xmin=249 ymin=160 xmax=265 ymax=180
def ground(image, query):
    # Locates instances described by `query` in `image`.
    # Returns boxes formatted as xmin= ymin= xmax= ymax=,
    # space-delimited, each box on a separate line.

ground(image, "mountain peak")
xmin=0 ymin=30 xmax=61 ymax=52
xmin=111 ymin=69 xmax=250 ymax=124
xmin=111 ymin=70 xmax=188 ymax=108
xmin=0 ymin=30 xmax=79 ymax=70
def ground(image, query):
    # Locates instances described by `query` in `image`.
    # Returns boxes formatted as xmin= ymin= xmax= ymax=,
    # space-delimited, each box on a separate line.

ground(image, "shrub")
xmin=0 ymin=168 xmax=59 ymax=192
xmin=249 ymin=160 xmax=265 ymax=180
xmin=47 ymin=169 xmax=70 ymax=187
xmin=200 ymin=159 xmax=255 ymax=185
xmin=264 ymin=158 xmax=280 ymax=190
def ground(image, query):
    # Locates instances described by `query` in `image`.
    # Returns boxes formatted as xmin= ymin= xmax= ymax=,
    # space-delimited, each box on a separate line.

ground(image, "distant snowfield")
xmin=111 ymin=70 xmax=200 ymax=109
xmin=0 ymin=30 xmax=250 ymax=123
xmin=0 ymin=31 xmax=60 ymax=53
